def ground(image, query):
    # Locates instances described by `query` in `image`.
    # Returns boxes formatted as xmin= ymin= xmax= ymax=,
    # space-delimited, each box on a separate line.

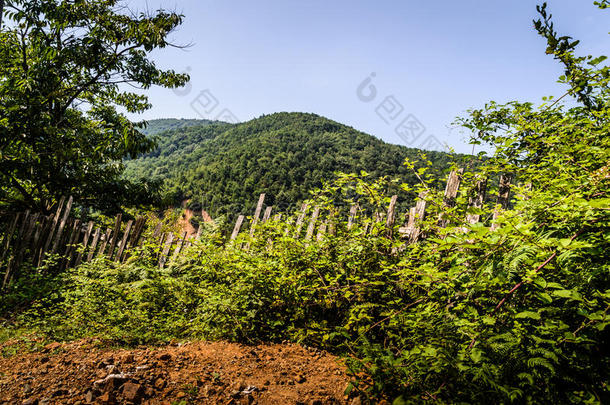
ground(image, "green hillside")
xmin=125 ymin=112 xmax=465 ymax=217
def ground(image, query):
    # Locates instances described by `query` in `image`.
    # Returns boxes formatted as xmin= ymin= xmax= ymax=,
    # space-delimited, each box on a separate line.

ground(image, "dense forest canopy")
xmin=124 ymin=112 xmax=467 ymax=218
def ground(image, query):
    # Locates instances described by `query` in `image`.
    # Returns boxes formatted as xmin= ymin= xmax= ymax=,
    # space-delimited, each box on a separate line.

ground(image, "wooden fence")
xmin=0 ymin=169 xmax=514 ymax=289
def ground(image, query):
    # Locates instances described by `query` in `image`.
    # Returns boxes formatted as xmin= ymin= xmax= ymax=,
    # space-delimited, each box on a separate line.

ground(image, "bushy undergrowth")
xmin=8 ymin=158 xmax=609 ymax=403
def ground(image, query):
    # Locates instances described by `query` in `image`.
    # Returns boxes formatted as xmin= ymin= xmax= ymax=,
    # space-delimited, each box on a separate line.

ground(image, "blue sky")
xmin=129 ymin=0 xmax=609 ymax=153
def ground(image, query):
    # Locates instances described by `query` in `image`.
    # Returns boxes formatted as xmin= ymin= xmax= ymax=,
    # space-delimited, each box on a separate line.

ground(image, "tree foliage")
xmin=0 ymin=0 xmax=188 ymax=213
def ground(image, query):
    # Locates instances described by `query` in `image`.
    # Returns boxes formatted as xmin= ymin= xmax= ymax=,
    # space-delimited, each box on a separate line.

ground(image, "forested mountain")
xmin=125 ymin=112 xmax=465 ymax=217
xmin=139 ymin=118 xmax=218 ymax=136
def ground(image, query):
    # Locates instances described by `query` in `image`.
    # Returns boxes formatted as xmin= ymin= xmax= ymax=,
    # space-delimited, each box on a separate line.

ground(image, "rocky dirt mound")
xmin=0 ymin=339 xmax=355 ymax=404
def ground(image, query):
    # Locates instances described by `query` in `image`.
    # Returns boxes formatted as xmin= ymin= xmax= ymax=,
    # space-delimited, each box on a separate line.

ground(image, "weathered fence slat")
xmin=262 ymin=206 xmax=273 ymax=223
xmin=51 ymin=196 xmax=73 ymax=254
xmin=75 ymin=221 xmax=94 ymax=267
xmin=115 ymin=220 xmax=133 ymax=262
xmin=0 ymin=214 xmax=20 ymax=261
xmin=23 ymin=212 xmax=39 ymax=252
xmin=128 ymin=217 xmax=145 ymax=250
xmin=316 ymin=219 xmax=328 ymax=241
xmin=159 ymin=233 xmax=175 ymax=269
xmin=62 ymin=220 xmax=81 ymax=270
xmin=97 ymin=228 xmax=112 ymax=258
xmin=152 ymin=222 xmax=163 ymax=239
xmin=294 ymin=203 xmax=308 ymax=238
xmin=1 ymin=212 xmax=22 ymax=265
xmin=283 ymin=216 xmax=295 ymax=237
xmin=230 ymin=215 xmax=245 ymax=241
xmin=30 ymin=215 xmax=48 ymax=263
xmin=386 ymin=195 xmax=398 ymax=237
xmin=327 ymin=209 xmax=337 ymax=236
xmin=249 ymin=194 xmax=266 ymax=237
xmin=491 ymin=173 xmax=513 ymax=231
xmin=39 ymin=197 xmax=66 ymax=266
xmin=409 ymin=192 xmax=428 ymax=244
xmin=169 ymin=232 xmax=187 ymax=267
xmin=195 ymin=223 xmax=203 ymax=240
xmin=245 ymin=194 xmax=266 ymax=250
xmin=465 ymin=177 xmax=487 ymax=225
xmin=7 ymin=211 xmax=31 ymax=283
xmin=305 ymin=207 xmax=320 ymax=241
xmin=347 ymin=205 xmax=358 ymax=231
xmin=107 ymin=214 xmax=122 ymax=258
xmin=87 ymin=228 xmax=101 ymax=262
xmin=438 ymin=169 xmax=463 ymax=228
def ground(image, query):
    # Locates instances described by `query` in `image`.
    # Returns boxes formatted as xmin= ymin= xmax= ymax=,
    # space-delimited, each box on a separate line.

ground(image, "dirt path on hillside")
xmin=0 ymin=340 xmax=355 ymax=405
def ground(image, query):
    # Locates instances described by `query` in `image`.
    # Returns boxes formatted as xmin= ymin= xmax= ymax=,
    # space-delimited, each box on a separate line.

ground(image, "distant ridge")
xmin=125 ymin=112 xmax=465 ymax=217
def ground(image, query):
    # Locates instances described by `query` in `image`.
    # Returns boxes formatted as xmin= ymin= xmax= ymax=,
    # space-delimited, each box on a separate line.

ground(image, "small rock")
xmin=43 ymin=342 xmax=61 ymax=352
xmin=94 ymin=374 xmax=127 ymax=391
xmin=105 ymin=364 xmax=120 ymax=375
xmin=84 ymin=390 xmax=94 ymax=403
xmin=23 ymin=383 xmax=32 ymax=395
xmin=232 ymin=381 xmax=247 ymax=392
xmin=97 ymin=391 xmax=114 ymax=404
xmin=121 ymin=382 xmax=143 ymax=402
xmin=52 ymin=388 xmax=69 ymax=397
xmin=154 ymin=378 xmax=166 ymax=389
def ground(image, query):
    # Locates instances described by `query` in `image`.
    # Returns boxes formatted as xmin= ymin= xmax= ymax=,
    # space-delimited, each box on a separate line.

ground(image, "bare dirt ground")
xmin=0 ymin=339 xmax=355 ymax=405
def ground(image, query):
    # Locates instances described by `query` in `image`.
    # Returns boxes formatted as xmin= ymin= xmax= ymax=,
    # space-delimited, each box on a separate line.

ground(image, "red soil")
xmin=0 ymin=339 xmax=355 ymax=405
